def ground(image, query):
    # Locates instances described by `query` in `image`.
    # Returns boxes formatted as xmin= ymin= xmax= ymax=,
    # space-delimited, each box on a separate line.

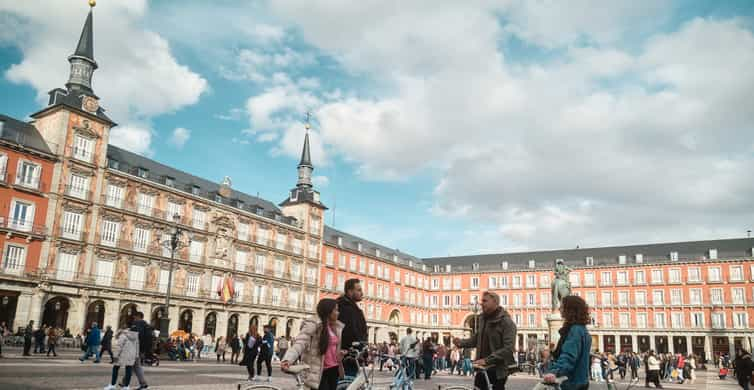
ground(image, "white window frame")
xmin=2 ymin=244 xmax=26 ymax=275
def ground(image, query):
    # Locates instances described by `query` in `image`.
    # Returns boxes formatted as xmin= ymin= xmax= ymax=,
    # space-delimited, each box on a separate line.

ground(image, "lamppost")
xmin=159 ymin=213 xmax=190 ymax=339
xmin=469 ymin=300 xmax=481 ymax=335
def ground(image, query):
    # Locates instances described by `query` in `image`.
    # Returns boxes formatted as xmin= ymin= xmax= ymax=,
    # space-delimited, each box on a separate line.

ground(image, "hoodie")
xmin=113 ymin=328 xmax=140 ymax=366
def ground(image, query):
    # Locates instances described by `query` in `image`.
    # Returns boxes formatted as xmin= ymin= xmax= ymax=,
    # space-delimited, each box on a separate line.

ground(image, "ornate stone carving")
xmin=115 ymin=259 xmax=128 ymax=281
xmin=102 ymin=213 xmax=124 ymax=222
xmin=551 ymin=259 xmax=572 ymax=311
xmin=62 ymin=202 xmax=89 ymax=214
xmin=69 ymin=164 xmax=95 ymax=176
xmin=194 ymin=203 xmax=211 ymax=212
xmin=95 ymin=249 xmax=119 ymax=261
xmin=214 ymin=227 xmax=232 ymax=259
xmin=134 ymin=221 xmax=154 ymax=230
xmin=73 ymin=120 xmax=99 ymax=139
xmin=105 ymin=176 xmax=128 ymax=188
xmin=58 ymin=244 xmax=82 ymax=255
xmin=167 ymin=196 xmax=186 ymax=205
xmin=146 ymin=265 xmax=158 ymax=288
xmin=137 ymin=186 xmax=159 ymax=196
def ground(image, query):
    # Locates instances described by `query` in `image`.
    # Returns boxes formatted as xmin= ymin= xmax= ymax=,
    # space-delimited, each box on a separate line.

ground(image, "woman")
xmin=734 ymin=349 xmax=752 ymax=390
xmin=46 ymin=327 xmax=58 ymax=357
xmin=103 ymin=322 xmax=139 ymax=390
xmin=215 ymin=336 xmax=227 ymax=362
xmin=647 ymin=350 xmax=663 ymax=388
xmin=590 ymin=353 xmax=603 ymax=382
xmin=543 ymin=295 xmax=592 ymax=390
xmin=686 ymin=354 xmax=696 ymax=384
xmin=240 ymin=325 xmax=261 ymax=381
xmin=281 ymin=298 xmax=344 ymax=390
xmin=421 ymin=338 xmax=435 ymax=380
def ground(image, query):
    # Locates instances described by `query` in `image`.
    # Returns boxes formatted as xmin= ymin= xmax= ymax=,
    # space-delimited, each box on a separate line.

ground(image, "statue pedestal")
xmin=546 ymin=312 xmax=564 ymax=348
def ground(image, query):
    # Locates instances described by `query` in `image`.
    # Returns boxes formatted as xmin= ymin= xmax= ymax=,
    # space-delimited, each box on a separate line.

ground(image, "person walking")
xmin=23 ymin=321 xmax=33 ymax=356
xmin=216 ymin=336 xmax=227 ymax=362
xmin=734 ymin=349 xmax=753 ymax=390
xmin=0 ymin=321 xmax=7 ymax=358
xmin=421 ymin=338 xmax=435 ymax=380
xmin=686 ymin=354 xmax=696 ymax=384
xmin=281 ymin=298 xmax=345 ymax=390
xmin=131 ymin=311 xmax=151 ymax=389
xmin=630 ymin=352 xmax=640 ymax=380
xmin=591 ymin=353 xmax=603 ymax=382
xmin=542 ymin=295 xmax=592 ymax=390
xmin=337 ymin=278 xmax=367 ymax=378
xmin=103 ymin=322 xmax=140 ymax=390
xmin=46 ymin=327 xmax=58 ymax=357
xmin=257 ymin=325 xmax=275 ymax=382
xmin=230 ymin=334 xmax=242 ymax=364
xmin=646 ymin=350 xmax=663 ymax=388
xmin=80 ymin=322 xmax=102 ymax=363
xmin=453 ymin=291 xmax=517 ymax=390
xmin=400 ymin=327 xmax=420 ymax=379
xmin=34 ymin=324 xmax=46 ymax=354
xmin=101 ymin=326 xmax=114 ymax=363
xmin=240 ymin=325 xmax=261 ymax=382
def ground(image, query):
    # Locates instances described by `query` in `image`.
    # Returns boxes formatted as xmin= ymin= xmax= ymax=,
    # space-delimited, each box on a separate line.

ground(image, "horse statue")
xmin=551 ymin=258 xmax=572 ymax=311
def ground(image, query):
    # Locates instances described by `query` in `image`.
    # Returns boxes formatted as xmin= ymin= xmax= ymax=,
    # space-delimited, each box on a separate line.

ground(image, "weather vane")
xmin=304 ymin=111 xmax=312 ymax=132
xmin=89 ymin=0 xmax=96 ymax=7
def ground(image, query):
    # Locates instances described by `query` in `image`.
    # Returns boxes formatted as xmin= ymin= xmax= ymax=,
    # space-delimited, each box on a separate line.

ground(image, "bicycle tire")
xmin=441 ymin=386 xmax=480 ymax=390
xmin=238 ymin=385 xmax=281 ymax=390
xmin=336 ymin=380 xmax=352 ymax=390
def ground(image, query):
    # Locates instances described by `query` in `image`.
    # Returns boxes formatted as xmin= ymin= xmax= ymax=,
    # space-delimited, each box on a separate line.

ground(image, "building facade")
xmin=0 ymin=4 xmax=752 ymax=363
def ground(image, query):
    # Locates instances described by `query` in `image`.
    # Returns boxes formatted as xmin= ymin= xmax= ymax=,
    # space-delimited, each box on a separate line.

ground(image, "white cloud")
xmin=168 ymin=127 xmax=190 ymax=148
xmin=312 ymin=175 xmax=329 ymax=187
xmin=1 ymin=0 xmax=207 ymax=154
xmin=109 ymin=124 xmax=153 ymax=156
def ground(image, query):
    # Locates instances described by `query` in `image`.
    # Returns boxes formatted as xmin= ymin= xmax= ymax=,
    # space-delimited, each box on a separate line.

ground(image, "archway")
xmin=150 ymin=306 xmax=166 ymax=330
xmin=388 ymin=310 xmax=401 ymax=326
xmin=0 ymin=292 xmax=19 ymax=330
xmin=249 ymin=315 xmax=259 ymax=334
xmin=85 ymin=300 xmax=106 ymax=330
xmin=389 ymin=331 xmax=398 ymax=344
xmin=118 ymin=303 xmax=138 ymax=329
xmin=463 ymin=314 xmax=477 ymax=332
xmin=227 ymin=314 xmax=239 ymax=339
xmin=204 ymin=312 xmax=217 ymax=337
xmin=268 ymin=317 xmax=278 ymax=335
xmin=42 ymin=296 xmax=70 ymax=329
xmin=179 ymin=309 xmax=193 ymax=333
xmin=285 ymin=318 xmax=294 ymax=338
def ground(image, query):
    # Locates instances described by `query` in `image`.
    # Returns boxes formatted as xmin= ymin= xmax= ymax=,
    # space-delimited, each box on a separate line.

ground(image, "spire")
xmin=66 ymin=1 xmax=98 ymax=93
xmin=299 ymin=132 xmax=312 ymax=168
xmin=296 ymin=112 xmax=314 ymax=188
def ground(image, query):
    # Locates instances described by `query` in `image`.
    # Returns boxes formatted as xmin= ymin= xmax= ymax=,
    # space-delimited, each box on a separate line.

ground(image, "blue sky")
xmin=1 ymin=1 xmax=754 ymax=258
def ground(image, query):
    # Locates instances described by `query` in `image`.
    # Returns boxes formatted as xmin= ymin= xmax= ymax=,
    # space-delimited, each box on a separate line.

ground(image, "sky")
xmin=1 ymin=0 xmax=754 ymax=258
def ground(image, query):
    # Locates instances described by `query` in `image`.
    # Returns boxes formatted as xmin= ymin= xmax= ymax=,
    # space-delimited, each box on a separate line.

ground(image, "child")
xmin=103 ymin=324 xmax=140 ymax=390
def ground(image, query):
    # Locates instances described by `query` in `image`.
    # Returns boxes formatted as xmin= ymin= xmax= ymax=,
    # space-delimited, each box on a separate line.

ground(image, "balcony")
xmin=60 ymin=227 xmax=85 ymax=242
xmin=68 ymin=145 xmax=94 ymax=164
xmin=12 ymin=173 xmax=42 ymax=192
xmin=64 ymin=185 xmax=92 ymax=201
xmin=0 ymin=217 xmax=47 ymax=236
xmin=191 ymin=218 xmax=209 ymax=231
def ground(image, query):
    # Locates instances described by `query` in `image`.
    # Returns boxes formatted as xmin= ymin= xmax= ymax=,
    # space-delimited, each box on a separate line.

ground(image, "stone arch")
xmin=227 ymin=313 xmax=240 ymax=339
xmin=179 ymin=309 xmax=194 ymax=333
xmin=268 ymin=316 xmax=278 ymax=335
xmin=150 ymin=306 xmax=167 ymax=330
xmin=462 ymin=313 xmax=477 ymax=331
xmin=41 ymin=296 xmax=71 ymax=329
xmin=285 ymin=318 xmax=294 ymax=338
xmin=388 ymin=309 xmax=401 ymax=326
xmin=118 ymin=303 xmax=139 ymax=329
xmin=204 ymin=311 xmax=218 ymax=337
xmin=249 ymin=315 xmax=260 ymax=333
xmin=85 ymin=300 xmax=106 ymax=330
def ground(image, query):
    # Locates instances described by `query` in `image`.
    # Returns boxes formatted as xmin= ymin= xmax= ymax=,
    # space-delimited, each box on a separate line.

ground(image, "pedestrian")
xmin=46 ymin=327 xmax=58 ymax=357
xmin=538 ymin=348 xmax=552 ymax=377
xmin=34 ymin=324 xmax=46 ymax=354
xmin=80 ymin=322 xmax=102 ymax=363
xmin=646 ymin=350 xmax=663 ymax=388
xmin=257 ymin=325 xmax=275 ymax=382
xmin=421 ymin=338 xmax=435 ymax=380
xmin=399 ymin=327 xmax=420 ymax=379
xmin=337 ymin=278 xmax=368 ymax=378
xmin=378 ymin=341 xmax=389 ymax=371
xmin=461 ymin=347 xmax=472 ymax=376
xmin=591 ymin=353 xmax=603 ymax=382
xmin=22 ymin=321 xmax=33 ymax=356
xmin=196 ymin=336 xmax=204 ymax=360
xmin=215 ymin=336 xmax=227 ymax=361
xmin=542 ymin=295 xmax=592 ymax=390
xmin=630 ymin=352 xmax=640 ymax=380
xmin=240 ymin=325 xmax=261 ymax=382
xmin=131 ymin=311 xmax=151 ymax=389
xmin=103 ymin=321 xmax=140 ymax=390
xmin=0 ymin=321 xmax=7 ymax=358
xmin=230 ymin=334 xmax=242 ymax=364
xmin=686 ymin=354 xmax=696 ymax=384
xmin=101 ymin=326 xmax=114 ymax=363
xmin=734 ymin=349 xmax=753 ymax=390
xmin=281 ymin=298 xmax=345 ymax=390
xmin=450 ymin=347 xmax=460 ymax=375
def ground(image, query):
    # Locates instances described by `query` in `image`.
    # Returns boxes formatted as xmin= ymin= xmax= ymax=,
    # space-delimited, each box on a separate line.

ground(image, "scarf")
xmin=552 ymin=324 xmax=572 ymax=360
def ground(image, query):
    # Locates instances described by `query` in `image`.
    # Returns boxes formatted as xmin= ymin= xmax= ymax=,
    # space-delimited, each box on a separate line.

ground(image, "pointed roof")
xmin=298 ymin=131 xmax=312 ymax=167
xmin=72 ymin=9 xmax=95 ymax=63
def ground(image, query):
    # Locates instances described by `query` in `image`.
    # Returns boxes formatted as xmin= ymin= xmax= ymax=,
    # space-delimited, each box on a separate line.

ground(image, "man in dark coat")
xmin=455 ymin=291 xmax=517 ymax=390
xmin=734 ymin=349 xmax=752 ymax=390
xmin=23 ymin=321 xmax=33 ymax=356
xmin=131 ymin=311 xmax=150 ymax=389
xmin=100 ymin=326 xmax=114 ymax=363
xmin=337 ymin=278 xmax=367 ymax=377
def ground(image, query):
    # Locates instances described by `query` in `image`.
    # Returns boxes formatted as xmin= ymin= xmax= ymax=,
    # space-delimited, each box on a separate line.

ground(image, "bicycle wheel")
xmin=336 ymin=380 xmax=353 ymax=390
xmin=442 ymin=386 xmax=480 ymax=390
xmin=238 ymin=385 xmax=281 ymax=390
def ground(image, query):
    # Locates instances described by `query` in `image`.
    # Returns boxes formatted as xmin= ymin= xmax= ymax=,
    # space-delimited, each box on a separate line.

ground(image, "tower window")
xmin=108 ymin=159 xmax=119 ymax=170
xmin=214 ymin=193 xmax=223 ymax=203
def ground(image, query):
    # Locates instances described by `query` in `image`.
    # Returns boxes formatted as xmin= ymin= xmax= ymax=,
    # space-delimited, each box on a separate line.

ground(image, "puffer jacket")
xmin=113 ymin=329 xmax=140 ymax=366
xmin=282 ymin=317 xmax=344 ymax=389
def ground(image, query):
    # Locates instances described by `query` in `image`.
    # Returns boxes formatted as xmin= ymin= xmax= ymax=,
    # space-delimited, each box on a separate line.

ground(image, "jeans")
xmin=133 ymin=353 xmax=147 ymax=387
xmin=462 ymin=358 xmax=472 ymax=376
xmin=403 ymin=357 xmax=416 ymax=380
xmin=46 ymin=343 xmax=56 ymax=356
xmin=111 ymin=365 xmax=133 ymax=387
xmin=257 ymin=352 xmax=272 ymax=377
xmin=423 ymin=356 xmax=433 ymax=379
xmin=80 ymin=344 xmax=101 ymax=362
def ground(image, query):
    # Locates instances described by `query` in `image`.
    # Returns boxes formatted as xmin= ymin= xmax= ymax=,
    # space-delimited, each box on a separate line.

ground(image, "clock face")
xmin=82 ymin=96 xmax=99 ymax=113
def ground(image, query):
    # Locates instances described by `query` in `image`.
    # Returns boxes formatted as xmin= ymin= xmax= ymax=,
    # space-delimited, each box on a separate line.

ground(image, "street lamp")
xmin=159 ymin=213 xmax=191 ymax=340
xmin=469 ymin=300 xmax=481 ymax=335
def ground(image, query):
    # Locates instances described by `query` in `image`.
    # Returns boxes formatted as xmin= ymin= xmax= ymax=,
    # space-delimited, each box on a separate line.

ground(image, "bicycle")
xmin=387 ymin=356 xmax=414 ymax=390
xmin=442 ymin=364 xmax=566 ymax=390
xmin=238 ymin=364 xmax=310 ymax=390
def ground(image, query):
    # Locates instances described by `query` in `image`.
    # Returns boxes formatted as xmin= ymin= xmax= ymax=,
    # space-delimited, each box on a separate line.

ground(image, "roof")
xmin=73 ymin=9 xmax=95 ymax=61
xmin=422 ymin=237 xmax=754 ymax=272
xmin=323 ymin=225 xmax=424 ymax=269
xmin=0 ymin=114 xmax=54 ymax=156
xmin=106 ymin=144 xmax=299 ymax=227
xmin=299 ymin=132 xmax=312 ymax=167
xmin=32 ymin=89 xmax=115 ymax=126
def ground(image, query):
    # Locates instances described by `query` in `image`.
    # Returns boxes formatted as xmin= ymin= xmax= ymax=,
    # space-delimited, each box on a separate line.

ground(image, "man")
xmin=400 ymin=327 xmax=420 ymax=379
xmin=132 ymin=311 xmax=151 ymax=389
xmin=34 ymin=324 xmax=47 ymax=354
xmin=454 ymin=291 xmax=516 ymax=390
xmin=100 ymin=326 xmax=114 ymax=363
xmin=257 ymin=325 xmax=274 ymax=382
xmin=337 ymin=278 xmax=367 ymax=377
xmin=23 ymin=321 xmax=33 ymax=356
xmin=230 ymin=333 xmax=242 ymax=364
xmin=79 ymin=322 xmax=101 ymax=363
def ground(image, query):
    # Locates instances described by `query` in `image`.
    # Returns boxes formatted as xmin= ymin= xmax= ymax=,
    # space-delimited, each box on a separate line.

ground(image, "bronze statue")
xmin=551 ymin=258 xmax=572 ymax=311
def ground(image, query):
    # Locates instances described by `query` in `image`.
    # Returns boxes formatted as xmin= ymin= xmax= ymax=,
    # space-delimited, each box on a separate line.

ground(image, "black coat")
xmin=101 ymin=329 xmax=113 ymax=349
xmin=337 ymin=295 xmax=367 ymax=349
xmin=734 ymin=353 xmax=753 ymax=384
xmin=240 ymin=333 xmax=261 ymax=366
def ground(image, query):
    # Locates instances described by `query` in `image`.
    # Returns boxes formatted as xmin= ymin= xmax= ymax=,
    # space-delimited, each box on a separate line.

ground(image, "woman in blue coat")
xmin=543 ymin=295 xmax=592 ymax=390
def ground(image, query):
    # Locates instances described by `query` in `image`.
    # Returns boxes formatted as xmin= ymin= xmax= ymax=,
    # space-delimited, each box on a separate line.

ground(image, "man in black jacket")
xmin=337 ymin=278 xmax=367 ymax=377
xmin=131 ymin=312 xmax=150 ymax=389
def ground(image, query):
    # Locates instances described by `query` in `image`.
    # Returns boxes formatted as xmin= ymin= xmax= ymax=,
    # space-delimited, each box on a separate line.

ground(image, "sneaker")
xmin=137 ymin=386 xmax=149 ymax=390
xmin=247 ymin=376 xmax=254 ymax=382
xmin=103 ymin=385 xmax=116 ymax=390
xmin=252 ymin=377 xmax=259 ymax=382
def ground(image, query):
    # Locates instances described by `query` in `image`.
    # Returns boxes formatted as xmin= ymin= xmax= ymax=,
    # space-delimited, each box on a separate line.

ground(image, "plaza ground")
xmin=0 ymin=347 xmax=741 ymax=390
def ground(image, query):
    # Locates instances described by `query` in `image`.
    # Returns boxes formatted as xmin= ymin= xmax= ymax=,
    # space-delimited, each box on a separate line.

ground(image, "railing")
xmin=12 ymin=173 xmax=42 ymax=191
xmin=191 ymin=218 xmax=209 ymax=231
xmin=59 ymin=227 xmax=86 ymax=241
xmin=0 ymin=169 xmax=7 ymax=184
xmin=0 ymin=216 xmax=47 ymax=235
xmin=64 ymin=184 xmax=92 ymax=201
xmin=67 ymin=145 xmax=94 ymax=164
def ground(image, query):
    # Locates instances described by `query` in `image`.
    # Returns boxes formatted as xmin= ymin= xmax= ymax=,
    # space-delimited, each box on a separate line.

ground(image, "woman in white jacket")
xmin=281 ymin=298 xmax=344 ymax=390
xmin=104 ymin=325 xmax=140 ymax=390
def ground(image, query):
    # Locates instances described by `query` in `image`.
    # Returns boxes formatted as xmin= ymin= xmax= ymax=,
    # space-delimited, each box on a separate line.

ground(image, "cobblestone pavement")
xmin=0 ymin=348 xmax=739 ymax=390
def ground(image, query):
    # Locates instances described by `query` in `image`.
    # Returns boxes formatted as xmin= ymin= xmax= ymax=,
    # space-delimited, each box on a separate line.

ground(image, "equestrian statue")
xmin=551 ymin=258 xmax=572 ymax=311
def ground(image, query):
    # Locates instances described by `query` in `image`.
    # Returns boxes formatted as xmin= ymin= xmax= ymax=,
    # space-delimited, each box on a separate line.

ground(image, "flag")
xmin=219 ymin=274 xmax=235 ymax=303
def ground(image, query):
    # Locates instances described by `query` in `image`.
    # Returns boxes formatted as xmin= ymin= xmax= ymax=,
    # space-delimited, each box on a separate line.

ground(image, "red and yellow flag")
xmin=219 ymin=274 xmax=235 ymax=303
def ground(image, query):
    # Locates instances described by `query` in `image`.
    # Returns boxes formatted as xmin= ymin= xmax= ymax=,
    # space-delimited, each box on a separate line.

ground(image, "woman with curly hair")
xmin=543 ymin=295 xmax=592 ymax=390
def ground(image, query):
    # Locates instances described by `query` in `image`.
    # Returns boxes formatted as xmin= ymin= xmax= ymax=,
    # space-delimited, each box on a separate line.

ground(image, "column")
xmin=728 ymin=336 xmax=736 ymax=358
xmin=686 ymin=335 xmax=693 ymax=355
xmin=614 ymin=334 xmax=620 ymax=353
xmin=168 ymin=304 xmax=180 ymax=333
xmin=215 ymin=311 xmax=228 ymax=340
xmin=597 ymin=333 xmax=604 ymax=352
xmin=68 ymin=296 xmax=87 ymax=335
xmin=649 ymin=334 xmax=656 ymax=352
xmin=13 ymin=292 xmax=33 ymax=330
xmin=104 ymin=299 xmax=120 ymax=332
xmin=704 ymin=335 xmax=712 ymax=362
xmin=194 ymin=307 xmax=206 ymax=336
xmin=631 ymin=335 xmax=638 ymax=353
xmin=28 ymin=290 xmax=44 ymax=329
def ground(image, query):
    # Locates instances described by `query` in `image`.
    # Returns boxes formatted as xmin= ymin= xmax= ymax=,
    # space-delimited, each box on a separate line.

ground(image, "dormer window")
xmin=357 ymin=242 xmax=363 ymax=252
xmin=433 ymin=265 xmax=440 ymax=272
xmin=501 ymin=261 xmax=508 ymax=270
xmin=446 ymin=264 xmax=452 ymax=273
xmin=472 ymin=263 xmax=479 ymax=271
xmin=137 ymin=167 xmax=149 ymax=179
xmin=392 ymin=254 xmax=398 ymax=262
xmin=708 ymin=249 xmax=718 ymax=260
xmin=255 ymin=207 xmax=264 ymax=216
xmin=108 ymin=158 xmax=119 ymax=170
xmin=214 ymin=193 xmax=223 ymax=203
xmin=375 ymin=248 xmax=381 ymax=258
xmin=408 ymin=260 xmax=413 ymax=267
xmin=618 ymin=255 xmax=626 ymax=264
xmin=290 ymin=189 xmax=298 ymax=201
xmin=585 ymin=257 xmax=594 ymax=266
xmin=528 ymin=259 xmax=536 ymax=269
xmin=422 ymin=264 xmax=426 ymax=271
xmin=336 ymin=236 xmax=343 ymax=247
xmin=237 ymin=200 xmax=245 ymax=209
xmin=164 ymin=176 xmax=174 ymax=187
xmin=274 ymin=214 xmax=282 ymax=222
xmin=670 ymin=251 xmax=679 ymax=261
xmin=191 ymin=185 xmax=200 ymax=195
xmin=635 ymin=254 xmax=644 ymax=264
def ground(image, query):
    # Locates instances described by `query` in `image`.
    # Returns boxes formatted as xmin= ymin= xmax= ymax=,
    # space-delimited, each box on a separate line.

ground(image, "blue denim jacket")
xmin=549 ymin=324 xmax=591 ymax=390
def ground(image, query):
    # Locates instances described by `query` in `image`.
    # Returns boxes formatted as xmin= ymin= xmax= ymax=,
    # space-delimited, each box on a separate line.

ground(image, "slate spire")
xmin=66 ymin=2 xmax=98 ymax=94
xmin=296 ymin=112 xmax=314 ymax=188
